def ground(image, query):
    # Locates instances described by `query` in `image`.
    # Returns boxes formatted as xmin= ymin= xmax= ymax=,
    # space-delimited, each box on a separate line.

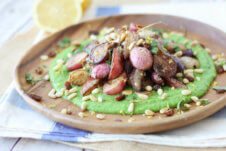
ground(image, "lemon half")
xmin=33 ymin=0 xmax=83 ymax=33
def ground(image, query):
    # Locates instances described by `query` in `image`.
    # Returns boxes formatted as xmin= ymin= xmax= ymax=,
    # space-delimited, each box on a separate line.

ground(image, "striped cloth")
xmin=1 ymin=3 xmax=226 ymax=147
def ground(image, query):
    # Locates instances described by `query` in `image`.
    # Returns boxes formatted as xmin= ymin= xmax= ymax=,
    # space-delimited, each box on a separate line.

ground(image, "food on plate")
xmin=27 ymin=23 xmax=226 ymax=116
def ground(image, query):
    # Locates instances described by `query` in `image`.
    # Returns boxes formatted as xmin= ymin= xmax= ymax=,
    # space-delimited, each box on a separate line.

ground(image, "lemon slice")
xmin=33 ymin=0 xmax=83 ymax=33
xmin=81 ymin=0 xmax=91 ymax=12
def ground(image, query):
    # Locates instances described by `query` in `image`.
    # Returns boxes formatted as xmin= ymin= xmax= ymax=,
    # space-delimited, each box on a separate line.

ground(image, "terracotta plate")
xmin=15 ymin=14 xmax=226 ymax=133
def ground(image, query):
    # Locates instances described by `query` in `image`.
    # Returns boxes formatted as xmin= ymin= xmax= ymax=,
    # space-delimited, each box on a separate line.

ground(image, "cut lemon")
xmin=33 ymin=0 xmax=83 ymax=33
xmin=81 ymin=0 xmax=91 ymax=12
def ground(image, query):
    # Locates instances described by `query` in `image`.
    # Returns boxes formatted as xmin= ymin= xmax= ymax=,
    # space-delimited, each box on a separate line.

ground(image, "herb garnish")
xmin=57 ymin=37 xmax=71 ymax=48
xmin=25 ymin=73 xmax=40 ymax=85
xmin=25 ymin=73 xmax=35 ymax=84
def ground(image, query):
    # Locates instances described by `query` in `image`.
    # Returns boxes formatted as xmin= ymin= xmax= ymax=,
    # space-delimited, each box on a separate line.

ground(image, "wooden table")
xmin=0 ymin=0 xmax=225 ymax=150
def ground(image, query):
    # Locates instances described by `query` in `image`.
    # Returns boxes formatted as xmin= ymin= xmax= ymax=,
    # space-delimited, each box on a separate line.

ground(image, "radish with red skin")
xmin=90 ymin=43 xmax=109 ymax=64
xmin=81 ymin=78 xmax=100 ymax=96
xmin=104 ymin=73 xmax=127 ymax=95
xmin=130 ymin=47 xmax=153 ymax=70
xmin=108 ymin=48 xmax=124 ymax=80
xmin=165 ymin=77 xmax=186 ymax=88
xmin=66 ymin=52 xmax=88 ymax=71
xmin=91 ymin=63 xmax=110 ymax=79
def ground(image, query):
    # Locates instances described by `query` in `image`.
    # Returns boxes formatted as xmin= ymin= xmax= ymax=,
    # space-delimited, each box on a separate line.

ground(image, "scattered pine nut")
xmin=53 ymin=63 xmax=62 ymax=71
xmin=174 ymin=51 xmax=183 ymax=57
xmin=122 ymin=90 xmax=133 ymax=95
xmin=157 ymin=88 xmax=163 ymax=96
xmin=128 ymin=117 xmax=135 ymax=123
xmin=144 ymin=110 xmax=155 ymax=116
xmin=160 ymin=93 xmax=167 ymax=100
xmin=78 ymin=112 xmax=87 ymax=118
xmin=184 ymin=69 xmax=193 ymax=74
xmin=61 ymin=108 xmax=67 ymax=114
xmin=160 ymin=107 xmax=169 ymax=114
xmin=82 ymin=95 xmax=90 ymax=101
xmin=176 ymin=72 xmax=183 ymax=78
xmin=184 ymin=103 xmax=191 ymax=108
xmin=145 ymin=85 xmax=152 ymax=91
xmin=128 ymin=102 xmax=134 ymax=113
xmin=92 ymin=88 xmax=100 ymax=94
xmin=97 ymin=95 xmax=103 ymax=102
xmin=67 ymin=93 xmax=77 ymax=99
xmin=128 ymin=42 xmax=135 ymax=50
xmin=89 ymin=95 xmax=97 ymax=101
xmin=120 ymin=33 xmax=126 ymax=42
xmin=183 ymin=78 xmax=190 ymax=84
xmin=43 ymin=74 xmax=49 ymax=81
xmin=196 ymin=101 xmax=201 ymax=106
xmin=223 ymin=65 xmax=226 ymax=71
xmin=40 ymin=55 xmax=49 ymax=61
xmin=96 ymin=114 xmax=105 ymax=120
xmin=136 ymin=39 xmax=144 ymax=46
xmin=194 ymin=68 xmax=204 ymax=73
xmin=81 ymin=102 xmax=87 ymax=111
xmin=191 ymin=96 xmax=199 ymax=102
xmin=68 ymin=87 xmax=77 ymax=93
xmin=136 ymin=93 xmax=148 ymax=100
xmin=55 ymin=89 xmax=64 ymax=97
xmin=181 ymin=90 xmax=191 ymax=96
xmin=48 ymin=89 xmax=56 ymax=99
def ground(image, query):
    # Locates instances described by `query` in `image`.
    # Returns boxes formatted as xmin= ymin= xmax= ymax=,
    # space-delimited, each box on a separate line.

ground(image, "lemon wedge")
xmin=81 ymin=0 xmax=91 ymax=12
xmin=33 ymin=0 xmax=83 ymax=32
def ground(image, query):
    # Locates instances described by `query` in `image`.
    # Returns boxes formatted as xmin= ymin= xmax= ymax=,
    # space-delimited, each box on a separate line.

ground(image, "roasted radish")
xmin=130 ymin=47 xmax=153 ymax=70
xmin=91 ymin=63 xmax=110 ymax=79
xmin=90 ymin=43 xmax=109 ymax=64
xmin=129 ymin=69 xmax=144 ymax=91
xmin=153 ymin=51 xmax=177 ymax=78
xmin=165 ymin=78 xmax=186 ymax=88
xmin=109 ymin=48 xmax=123 ymax=80
xmin=81 ymin=78 xmax=100 ymax=96
xmin=66 ymin=52 xmax=88 ymax=71
xmin=103 ymin=73 xmax=127 ymax=95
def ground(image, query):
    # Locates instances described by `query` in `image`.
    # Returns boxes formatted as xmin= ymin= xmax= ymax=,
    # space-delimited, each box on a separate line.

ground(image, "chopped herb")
xmin=25 ymin=73 xmax=35 ymax=84
xmin=25 ymin=73 xmax=41 ymax=85
xmin=57 ymin=37 xmax=71 ymax=48
xmin=200 ymin=99 xmax=210 ymax=105
xmin=150 ymin=39 xmax=159 ymax=54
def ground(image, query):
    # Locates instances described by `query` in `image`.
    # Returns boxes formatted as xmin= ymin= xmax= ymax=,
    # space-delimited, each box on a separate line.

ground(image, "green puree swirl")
xmin=49 ymin=33 xmax=216 ymax=114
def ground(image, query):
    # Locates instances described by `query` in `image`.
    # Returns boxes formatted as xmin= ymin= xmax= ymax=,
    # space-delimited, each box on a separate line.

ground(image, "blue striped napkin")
xmin=1 ymin=4 xmax=226 ymax=147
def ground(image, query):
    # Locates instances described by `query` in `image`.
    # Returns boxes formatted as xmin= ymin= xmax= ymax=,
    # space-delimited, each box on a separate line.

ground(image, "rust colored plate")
xmin=15 ymin=14 xmax=226 ymax=133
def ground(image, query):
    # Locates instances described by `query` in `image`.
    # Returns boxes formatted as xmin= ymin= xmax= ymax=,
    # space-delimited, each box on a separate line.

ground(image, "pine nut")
xmin=67 ymin=93 xmax=77 ymax=99
xmin=145 ymin=85 xmax=152 ymax=91
xmin=136 ymin=93 xmax=148 ymax=100
xmin=181 ymin=90 xmax=191 ymax=96
xmin=40 ymin=55 xmax=48 ymax=61
xmin=48 ymin=89 xmax=56 ymax=99
xmin=194 ymin=68 xmax=204 ymax=73
xmin=157 ymin=88 xmax=163 ymax=96
xmin=122 ymin=90 xmax=133 ymax=95
xmin=92 ymin=88 xmax=100 ymax=94
xmin=145 ymin=110 xmax=155 ymax=116
xmin=191 ymin=96 xmax=199 ymax=102
xmin=128 ymin=102 xmax=134 ymax=113
xmin=96 ymin=114 xmax=105 ymax=120
xmin=81 ymin=102 xmax=87 ymax=111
